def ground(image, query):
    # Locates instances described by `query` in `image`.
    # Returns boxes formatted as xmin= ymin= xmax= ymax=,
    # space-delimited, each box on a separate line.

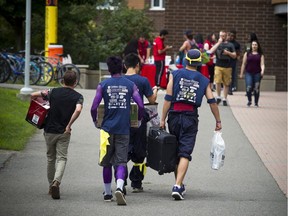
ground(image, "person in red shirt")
xmin=153 ymin=29 xmax=172 ymax=87
xmin=138 ymin=35 xmax=151 ymax=64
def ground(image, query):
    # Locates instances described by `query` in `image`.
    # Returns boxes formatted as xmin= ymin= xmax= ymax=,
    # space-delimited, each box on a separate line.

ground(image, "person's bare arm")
xmin=65 ymin=103 xmax=83 ymax=133
xmin=160 ymin=75 xmax=173 ymax=129
xmin=205 ymin=85 xmax=222 ymax=131
xmin=206 ymin=38 xmax=223 ymax=54
xmin=147 ymin=87 xmax=158 ymax=104
xmin=179 ymin=41 xmax=188 ymax=52
xmin=158 ymin=45 xmax=172 ymax=54
xmin=223 ymin=49 xmax=237 ymax=59
xmin=240 ymin=52 xmax=247 ymax=78
xmin=260 ymin=55 xmax=265 ymax=77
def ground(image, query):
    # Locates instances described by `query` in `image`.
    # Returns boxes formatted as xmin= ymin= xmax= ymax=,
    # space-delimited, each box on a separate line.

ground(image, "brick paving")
xmin=228 ymin=91 xmax=287 ymax=197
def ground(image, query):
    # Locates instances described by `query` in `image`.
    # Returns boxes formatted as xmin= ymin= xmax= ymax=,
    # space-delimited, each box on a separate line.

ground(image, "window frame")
xmin=150 ymin=0 xmax=165 ymax=11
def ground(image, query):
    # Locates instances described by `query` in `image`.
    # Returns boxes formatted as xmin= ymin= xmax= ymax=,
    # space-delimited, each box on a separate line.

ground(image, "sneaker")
xmin=122 ymin=185 xmax=127 ymax=195
xmin=228 ymin=91 xmax=233 ymax=95
xmin=132 ymin=187 xmax=143 ymax=193
xmin=223 ymin=100 xmax=228 ymax=106
xmin=171 ymin=185 xmax=184 ymax=200
xmin=216 ymin=98 xmax=222 ymax=105
xmin=180 ymin=184 xmax=186 ymax=195
xmin=51 ymin=181 xmax=60 ymax=199
xmin=247 ymin=101 xmax=252 ymax=107
xmin=103 ymin=194 xmax=113 ymax=202
xmin=255 ymin=104 xmax=259 ymax=107
xmin=115 ymin=188 xmax=126 ymax=205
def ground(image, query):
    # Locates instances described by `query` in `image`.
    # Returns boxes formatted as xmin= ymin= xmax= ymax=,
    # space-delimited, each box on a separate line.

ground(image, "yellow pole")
xmin=45 ymin=0 xmax=58 ymax=57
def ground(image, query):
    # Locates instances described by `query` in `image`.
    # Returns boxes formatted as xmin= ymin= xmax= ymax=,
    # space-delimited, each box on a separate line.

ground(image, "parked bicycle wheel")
xmin=29 ymin=62 xmax=41 ymax=85
xmin=57 ymin=63 xmax=80 ymax=86
xmin=36 ymin=61 xmax=54 ymax=86
xmin=0 ymin=56 xmax=11 ymax=83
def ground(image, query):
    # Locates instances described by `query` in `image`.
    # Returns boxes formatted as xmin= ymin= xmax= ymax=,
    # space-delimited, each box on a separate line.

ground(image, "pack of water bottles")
xmin=210 ymin=131 xmax=225 ymax=170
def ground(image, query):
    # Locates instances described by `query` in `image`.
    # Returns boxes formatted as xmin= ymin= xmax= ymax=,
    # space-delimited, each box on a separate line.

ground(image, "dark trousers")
xmin=128 ymin=121 xmax=147 ymax=189
xmin=155 ymin=60 xmax=165 ymax=87
xmin=229 ymin=62 xmax=238 ymax=91
xmin=207 ymin=64 xmax=215 ymax=84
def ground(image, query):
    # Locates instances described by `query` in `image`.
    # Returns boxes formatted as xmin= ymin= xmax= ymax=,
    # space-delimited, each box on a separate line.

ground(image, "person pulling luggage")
xmin=160 ymin=49 xmax=222 ymax=200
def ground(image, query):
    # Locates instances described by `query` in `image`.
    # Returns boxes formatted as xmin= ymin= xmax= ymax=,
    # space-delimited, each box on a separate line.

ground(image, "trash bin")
xmin=48 ymin=45 xmax=63 ymax=65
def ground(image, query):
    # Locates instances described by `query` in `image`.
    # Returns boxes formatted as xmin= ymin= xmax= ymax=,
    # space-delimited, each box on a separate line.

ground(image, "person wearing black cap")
xmin=160 ymin=49 xmax=222 ymax=201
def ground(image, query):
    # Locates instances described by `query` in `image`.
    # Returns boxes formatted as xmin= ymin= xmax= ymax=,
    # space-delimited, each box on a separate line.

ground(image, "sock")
xmin=174 ymin=184 xmax=181 ymax=188
xmin=104 ymin=183 xmax=112 ymax=195
xmin=116 ymin=179 xmax=125 ymax=190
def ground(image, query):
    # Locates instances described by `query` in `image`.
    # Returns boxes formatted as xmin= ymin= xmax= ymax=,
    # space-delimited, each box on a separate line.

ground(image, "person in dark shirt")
xmin=214 ymin=30 xmax=237 ymax=106
xmin=228 ymin=29 xmax=241 ymax=94
xmin=90 ymin=56 xmax=144 ymax=205
xmin=240 ymin=40 xmax=265 ymax=107
xmin=123 ymin=53 xmax=158 ymax=192
xmin=31 ymin=70 xmax=84 ymax=200
xmin=160 ymin=49 xmax=222 ymax=200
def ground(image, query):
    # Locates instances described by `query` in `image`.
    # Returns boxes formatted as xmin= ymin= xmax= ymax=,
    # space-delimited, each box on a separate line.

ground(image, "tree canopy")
xmin=0 ymin=0 xmax=155 ymax=69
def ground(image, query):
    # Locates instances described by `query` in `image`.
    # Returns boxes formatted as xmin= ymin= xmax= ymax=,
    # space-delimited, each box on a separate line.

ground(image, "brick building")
xmin=128 ymin=0 xmax=287 ymax=91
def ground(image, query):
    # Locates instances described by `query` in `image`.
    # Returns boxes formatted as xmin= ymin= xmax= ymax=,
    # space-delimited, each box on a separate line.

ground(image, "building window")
xmin=150 ymin=0 xmax=165 ymax=10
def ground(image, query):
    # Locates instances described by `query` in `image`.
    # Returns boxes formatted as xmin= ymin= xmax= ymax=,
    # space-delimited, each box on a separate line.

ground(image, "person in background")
xmin=214 ymin=30 xmax=236 ymax=106
xmin=194 ymin=33 xmax=208 ymax=76
xmin=179 ymin=30 xmax=198 ymax=68
xmin=138 ymin=35 xmax=151 ymax=64
xmin=90 ymin=56 xmax=144 ymax=205
xmin=160 ymin=49 xmax=222 ymax=200
xmin=246 ymin=32 xmax=258 ymax=52
xmin=153 ymin=29 xmax=172 ymax=87
xmin=240 ymin=40 xmax=265 ymax=107
xmin=123 ymin=53 xmax=158 ymax=192
xmin=204 ymin=33 xmax=217 ymax=91
xmin=228 ymin=29 xmax=241 ymax=95
xmin=31 ymin=70 xmax=84 ymax=200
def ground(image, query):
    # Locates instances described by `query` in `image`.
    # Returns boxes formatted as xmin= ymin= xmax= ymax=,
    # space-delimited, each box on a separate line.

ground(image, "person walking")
xmin=153 ymin=29 xmax=172 ymax=87
xmin=160 ymin=49 xmax=222 ymax=200
xmin=179 ymin=30 xmax=198 ymax=68
xmin=214 ymin=30 xmax=237 ymax=106
xmin=204 ymin=33 xmax=217 ymax=91
xmin=228 ymin=29 xmax=241 ymax=95
xmin=123 ymin=53 xmax=158 ymax=192
xmin=30 ymin=70 xmax=84 ymax=200
xmin=240 ymin=40 xmax=265 ymax=107
xmin=90 ymin=56 xmax=144 ymax=205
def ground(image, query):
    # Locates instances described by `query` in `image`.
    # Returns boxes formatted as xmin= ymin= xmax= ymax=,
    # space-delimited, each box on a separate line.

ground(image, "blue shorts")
xmin=167 ymin=111 xmax=199 ymax=161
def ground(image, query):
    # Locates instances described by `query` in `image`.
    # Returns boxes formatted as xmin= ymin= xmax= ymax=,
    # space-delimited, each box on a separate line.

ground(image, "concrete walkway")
xmin=0 ymin=84 xmax=286 ymax=216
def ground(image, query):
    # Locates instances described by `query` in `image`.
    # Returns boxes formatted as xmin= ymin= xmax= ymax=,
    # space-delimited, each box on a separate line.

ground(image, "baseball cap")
xmin=184 ymin=49 xmax=202 ymax=67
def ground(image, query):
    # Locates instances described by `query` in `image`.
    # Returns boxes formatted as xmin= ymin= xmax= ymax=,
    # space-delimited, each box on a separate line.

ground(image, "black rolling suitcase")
xmin=146 ymin=127 xmax=178 ymax=175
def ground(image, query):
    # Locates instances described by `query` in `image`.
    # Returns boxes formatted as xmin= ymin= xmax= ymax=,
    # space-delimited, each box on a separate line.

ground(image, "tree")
xmin=0 ymin=0 xmax=155 ymax=69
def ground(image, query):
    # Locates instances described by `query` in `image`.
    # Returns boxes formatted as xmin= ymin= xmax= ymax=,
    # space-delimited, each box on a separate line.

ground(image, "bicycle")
xmin=32 ymin=51 xmax=81 ymax=87
xmin=0 ymin=49 xmax=41 ymax=85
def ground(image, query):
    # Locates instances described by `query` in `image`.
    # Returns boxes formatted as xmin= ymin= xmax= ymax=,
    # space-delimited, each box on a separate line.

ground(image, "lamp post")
xmin=20 ymin=0 xmax=33 ymax=95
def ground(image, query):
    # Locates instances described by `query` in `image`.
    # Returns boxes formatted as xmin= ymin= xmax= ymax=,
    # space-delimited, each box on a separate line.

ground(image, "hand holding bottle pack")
xmin=210 ymin=131 xmax=225 ymax=170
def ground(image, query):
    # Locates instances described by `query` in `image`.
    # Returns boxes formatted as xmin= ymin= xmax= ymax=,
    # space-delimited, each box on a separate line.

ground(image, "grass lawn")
xmin=0 ymin=88 xmax=37 ymax=151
